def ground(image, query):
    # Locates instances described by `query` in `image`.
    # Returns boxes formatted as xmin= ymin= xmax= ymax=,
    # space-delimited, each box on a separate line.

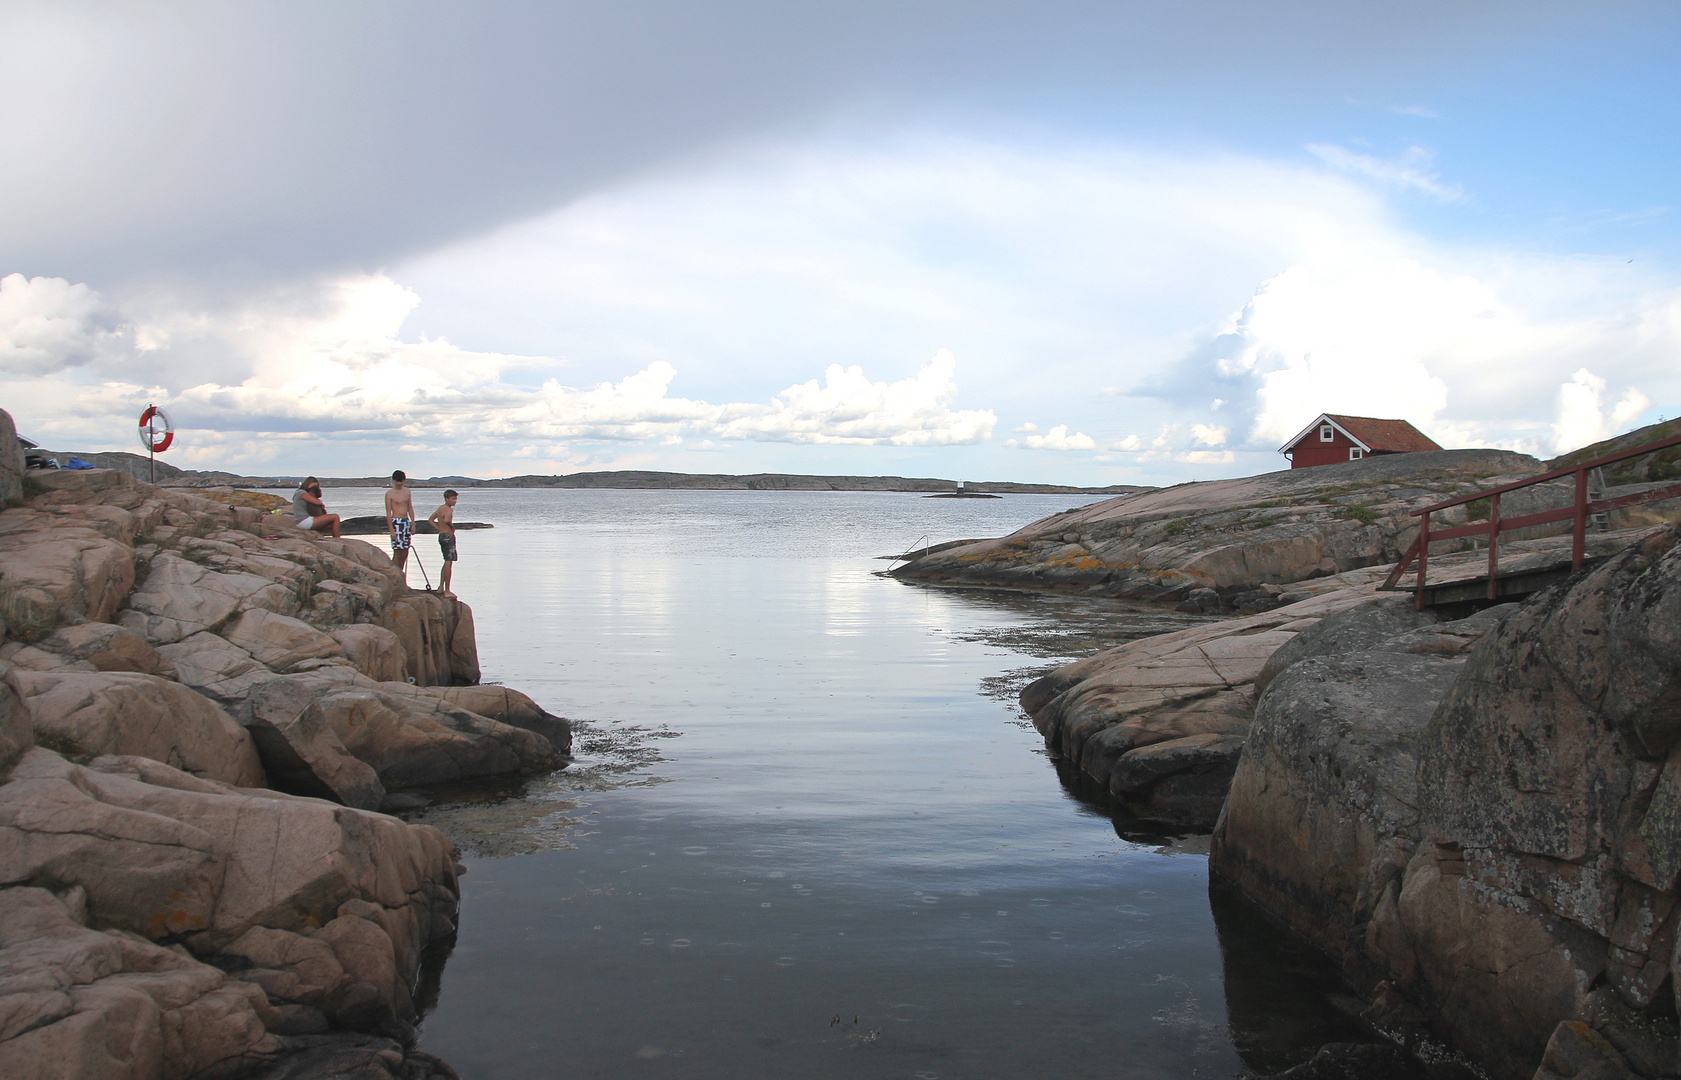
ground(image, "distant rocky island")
xmin=31 ymin=450 xmax=1146 ymax=496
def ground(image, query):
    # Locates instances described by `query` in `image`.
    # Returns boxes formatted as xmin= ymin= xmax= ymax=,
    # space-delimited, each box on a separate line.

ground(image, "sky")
xmin=2 ymin=1 xmax=1678 ymax=485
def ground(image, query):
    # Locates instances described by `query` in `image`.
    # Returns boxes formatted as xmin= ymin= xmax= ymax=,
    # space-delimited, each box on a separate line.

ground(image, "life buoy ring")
xmin=138 ymin=405 xmax=174 ymax=453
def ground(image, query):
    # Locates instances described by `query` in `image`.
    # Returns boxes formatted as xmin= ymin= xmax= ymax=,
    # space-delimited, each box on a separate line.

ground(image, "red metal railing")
xmin=1382 ymin=430 xmax=1681 ymax=607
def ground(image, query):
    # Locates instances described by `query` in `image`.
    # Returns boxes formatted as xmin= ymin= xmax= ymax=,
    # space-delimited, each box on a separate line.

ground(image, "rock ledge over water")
xmin=0 ymin=410 xmax=569 ymax=1079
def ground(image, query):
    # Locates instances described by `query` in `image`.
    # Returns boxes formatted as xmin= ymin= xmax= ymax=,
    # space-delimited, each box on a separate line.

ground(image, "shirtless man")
xmin=384 ymin=470 xmax=416 ymax=579
xmin=427 ymin=489 xmax=459 ymax=598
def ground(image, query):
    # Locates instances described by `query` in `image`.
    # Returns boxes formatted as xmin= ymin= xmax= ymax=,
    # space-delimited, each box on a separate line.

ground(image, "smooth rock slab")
xmin=0 ymin=513 xmax=135 ymax=641
xmin=223 ymin=608 xmax=349 ymax=673
xmin=1021 ymin=581 xmax=1382 ymax=825
xmin=120 ymin=553 xmax=296 ymax=645
xmin=239 ymin=670 xmax=558 ymax=795
xmin=6 ymin=667 xmax=265 ymax=787
xmin=156 ymin=632 xmax=276 ymax=706
xmin=0 ymin=749 xmax=458 ymax=1040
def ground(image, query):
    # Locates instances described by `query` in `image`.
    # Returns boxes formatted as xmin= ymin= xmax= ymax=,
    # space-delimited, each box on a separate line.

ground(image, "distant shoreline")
xmin=39 ymin=450 xmax=1149 ymax=496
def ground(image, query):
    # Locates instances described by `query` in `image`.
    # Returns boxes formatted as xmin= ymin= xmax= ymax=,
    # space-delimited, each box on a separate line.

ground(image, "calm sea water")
xmin=315 ymin=488 xmax=1368 ymax=1080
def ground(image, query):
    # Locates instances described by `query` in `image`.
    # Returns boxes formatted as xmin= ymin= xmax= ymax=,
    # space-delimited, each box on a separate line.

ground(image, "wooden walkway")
xmin=1381 ymin=430 xmax=1681 ymax=608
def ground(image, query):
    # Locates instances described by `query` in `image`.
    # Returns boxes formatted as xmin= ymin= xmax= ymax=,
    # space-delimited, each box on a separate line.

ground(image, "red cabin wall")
xmin=1288 ymin=430 xmax=1363 ymax=468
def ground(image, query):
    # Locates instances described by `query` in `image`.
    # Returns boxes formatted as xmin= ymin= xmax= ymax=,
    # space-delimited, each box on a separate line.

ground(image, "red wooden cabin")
xmin=1279 ymin=413 xmax=1442 ymax=469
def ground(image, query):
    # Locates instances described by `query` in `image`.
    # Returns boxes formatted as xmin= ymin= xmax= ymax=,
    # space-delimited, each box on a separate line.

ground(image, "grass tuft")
xmin=1341 ymin=504 xmax=1379 ymax=526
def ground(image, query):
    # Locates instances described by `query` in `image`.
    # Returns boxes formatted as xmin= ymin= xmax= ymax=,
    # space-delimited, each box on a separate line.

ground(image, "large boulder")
xmin=384 ymin=683 xmax=572 ymax=755
xmin=222 ymin=609 xmax=348 ymax=673
xmin=0 ymin=512 xmax=136 ymax=641
xmin=1212 ymin=650 xmax=1466 ymax=963
xmin=1212 ymin=524 xmax=1681 ymax=1080
xmin=1019 ymin=581 xmax=1383 ymax=825
xmin=1399 ymin=527 xmax=1681 ymax=1075
xmin=330 ymin=625 xmax=406 ymax=683
xmin=0 ymin=886 xmax=282 ymax=1080
xmin=241 ymin=676 xmax=386 ymax=811
xmin=0 ymin=407 xmax=25 ymax=505
xmin=6 ymin=668 xmax=265 ymax=788
xmin=240 ymin=670 xmax=558 ymax=794
xmin=0 ymin=748 xmax=459 ymax=1038
xmin=377 ymin=593 xmax=478 ymax=687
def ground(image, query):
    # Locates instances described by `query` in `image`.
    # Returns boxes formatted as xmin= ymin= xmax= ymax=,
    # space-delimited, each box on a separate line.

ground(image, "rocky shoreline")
xmin=1210 ymin=526 xmax=1681 ymax=1080
xmin=9 ymin=399 xmax=1680 ymax=1079
xmin=906 ymin=425 xmax=1681 ymax=1078
xmin=0 ymin=409 xmax=570 ymax=1079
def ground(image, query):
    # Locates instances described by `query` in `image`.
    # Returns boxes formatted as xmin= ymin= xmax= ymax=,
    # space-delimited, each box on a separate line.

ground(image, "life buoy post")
xmin=137 ymin=405 xmax=174 ymax=483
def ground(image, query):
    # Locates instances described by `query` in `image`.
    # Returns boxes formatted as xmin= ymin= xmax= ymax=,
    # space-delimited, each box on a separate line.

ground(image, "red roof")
xmin=1280 ymin=413 xmax=1443 ymax=454
xmin=1326 ymin=415 xmax=1441 ymax=452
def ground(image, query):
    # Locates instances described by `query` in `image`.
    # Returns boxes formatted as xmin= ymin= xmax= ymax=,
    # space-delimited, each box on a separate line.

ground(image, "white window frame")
xmin=1320 ymin=424 xmax=1335 ymax=442
xmin=1349 ymin=448 xmax=1364 ymax=460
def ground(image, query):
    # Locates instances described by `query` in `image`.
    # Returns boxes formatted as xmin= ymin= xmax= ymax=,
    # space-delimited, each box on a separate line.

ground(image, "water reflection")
xmin=313 ymin=489 xmax=1389 ymax=1077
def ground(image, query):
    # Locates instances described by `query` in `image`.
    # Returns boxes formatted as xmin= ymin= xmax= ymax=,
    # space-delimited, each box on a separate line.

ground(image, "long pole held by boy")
xmin=428 ymin=489 xmax=459 ymax=598
xmin=385 ymin=470 xmax=415 ymax=582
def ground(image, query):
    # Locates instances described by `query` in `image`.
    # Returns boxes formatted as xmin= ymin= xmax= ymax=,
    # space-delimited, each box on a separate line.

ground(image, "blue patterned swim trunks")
xmin=390 ymin=518 xmax=412 ymax=552
xmin=438 ymin=533 xmax=457 ymax=562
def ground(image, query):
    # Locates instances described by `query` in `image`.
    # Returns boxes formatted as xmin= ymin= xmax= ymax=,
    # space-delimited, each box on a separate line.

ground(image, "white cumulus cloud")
xmin=0 ymin=274 xmax=994 ymax=469
xmin=0 ymin=273 xmax=127 ymax=373
xmin=1552 ymin=368 xmax=1652 ymax=454
xmin=1006 ymin=424 xmax=1097 ymax=451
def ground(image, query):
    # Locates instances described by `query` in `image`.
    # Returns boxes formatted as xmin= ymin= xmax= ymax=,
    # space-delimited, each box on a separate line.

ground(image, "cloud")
xmin=8 ymin=129 xmax=1680 ymax=485
xmin=0 ymin=274 xmax=127 ymax=372
xmin=1389 ymin=104 xmax=1441 ymax=118
xmin=1191 ymin=423 xmax=1228 ymax=446
xmin=0 ymin=2 xmax=1611 ymax=284
xmin=1552 ymin=368 xmax=1652 ymax=454
xmin=1306 ymin=143 xmax=1463 ymax=201
xmin=0 ymin=273 xmax=993 ymax=467
xmin=1133 ymin=250 xmax=1679 ymax=466
xmin=1006 ymin=424 xmax=1096 ymax=451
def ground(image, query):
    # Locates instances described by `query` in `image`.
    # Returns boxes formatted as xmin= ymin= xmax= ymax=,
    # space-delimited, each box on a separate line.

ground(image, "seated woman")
xmin=291 ymin=477 xmax=342 ymax=538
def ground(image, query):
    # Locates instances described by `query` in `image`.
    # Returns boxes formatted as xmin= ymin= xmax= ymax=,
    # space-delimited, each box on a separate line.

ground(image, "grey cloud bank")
xmin=1 ymin=0 xmax=1613 ymax=284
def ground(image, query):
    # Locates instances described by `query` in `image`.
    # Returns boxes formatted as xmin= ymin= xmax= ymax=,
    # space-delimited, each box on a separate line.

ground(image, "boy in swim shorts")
xmin=428 ymin=489 xmax=459 ymax=597
xmin=385 ymin=470 xmax=416 ymax=580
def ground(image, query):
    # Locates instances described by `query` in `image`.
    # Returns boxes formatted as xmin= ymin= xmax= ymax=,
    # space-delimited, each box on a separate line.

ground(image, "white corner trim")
xmin=1279 ymin=414 xmax=1373 ymax=455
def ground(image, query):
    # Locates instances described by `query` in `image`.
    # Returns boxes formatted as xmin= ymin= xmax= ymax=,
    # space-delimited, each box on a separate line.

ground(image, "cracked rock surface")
xmin=0 ymin=419 xmax=570 ymax=1079
xmin=1212 ymin=524 xmax=1681 ymax=1080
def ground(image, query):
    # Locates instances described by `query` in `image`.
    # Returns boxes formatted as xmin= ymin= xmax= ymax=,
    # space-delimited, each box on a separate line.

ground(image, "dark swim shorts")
xmin=390 ymin=518 xmax=413 ymax=552
xmin=438 ymin=533 xmax=458 ymax=562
